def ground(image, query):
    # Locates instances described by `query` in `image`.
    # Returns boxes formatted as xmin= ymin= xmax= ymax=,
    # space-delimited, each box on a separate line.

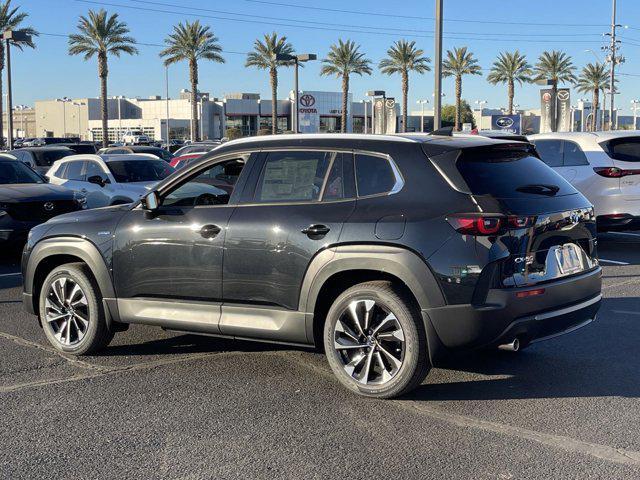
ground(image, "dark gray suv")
xmin=22 ymin=133 xmax=602 ymax=398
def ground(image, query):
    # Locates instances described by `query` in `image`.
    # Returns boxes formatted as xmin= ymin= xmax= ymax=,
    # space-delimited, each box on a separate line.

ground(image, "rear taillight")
xmin=593 ymin=167 xmax=640 ymax=178
xmin=446 ymin=214 xmax=536 ymax=236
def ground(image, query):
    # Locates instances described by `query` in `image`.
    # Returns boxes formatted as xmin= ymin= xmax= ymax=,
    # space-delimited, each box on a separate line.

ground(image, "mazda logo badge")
xmin=496 ymin=117 xmax=514 ymax=128
xmin=570 ymin=212 xmax=581 ymax=225
xmin=299 ymin=94 xmax=315 ymax=107
xmin=43 ymin=202 xmax=55 ymax=212
xmin=557 ymin=91 xmax=570 ymax=101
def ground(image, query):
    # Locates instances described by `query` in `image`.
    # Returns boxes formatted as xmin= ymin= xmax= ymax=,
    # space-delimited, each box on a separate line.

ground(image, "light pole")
xmin=475 ymin=100 xmax=487 ymax=131
xmin=367 ymin=90 xmax=386 ymax=134
xmin=275 ymin=53 xmax=317 ymax=133
xmin=631 ymin=99 xmax=640 ymax=129
xmin=3 ymin=29 xmax=32 ymax=149
xmin=55 ymin=97 xmax=71 ymax=137
xmin=433 ymin=0 xmax=443 ymax=129
xmin=361 ymin=100 xmax=369 ymax=134
xmin=14 ymin=104 xmax=27 ymax=138
xmin=417 ymin=99 xmax=429 ymax=132
xmin=165 ymin=65 xmax=170 ymax=148
xmin=72 ymin=102 xmax=85 ymax=139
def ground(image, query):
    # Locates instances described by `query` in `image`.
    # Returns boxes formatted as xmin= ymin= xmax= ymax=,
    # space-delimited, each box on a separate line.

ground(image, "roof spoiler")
xmin=429 ymin=126 xmax=454 ymax=137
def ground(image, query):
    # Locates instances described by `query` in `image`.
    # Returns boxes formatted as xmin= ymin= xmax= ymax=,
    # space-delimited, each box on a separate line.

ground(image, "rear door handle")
xmin=200 ymin=224 xmax=222 ymax=239
xmin=301 ymin=224 xmax=330 ymax=237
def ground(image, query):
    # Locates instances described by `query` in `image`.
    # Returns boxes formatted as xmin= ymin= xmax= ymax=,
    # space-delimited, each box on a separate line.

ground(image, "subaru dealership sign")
xmin=490 ymin=114 xmax=521 ymax=134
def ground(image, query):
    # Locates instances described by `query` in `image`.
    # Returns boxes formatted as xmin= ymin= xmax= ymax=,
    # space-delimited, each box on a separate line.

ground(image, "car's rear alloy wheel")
xmin=39 ymin=263 xmax=114 ymax=355
xmin=44 ymin=277 xmax=90 ymax=346
xmin=324 ymin=281 xmax=430 ymax=398
xmin=333 ymin=299 xmax=405 ymax=385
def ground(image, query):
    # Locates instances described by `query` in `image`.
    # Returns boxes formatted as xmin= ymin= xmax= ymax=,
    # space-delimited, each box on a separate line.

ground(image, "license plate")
xmin=554 ymin=244 xmax=583 ymax=275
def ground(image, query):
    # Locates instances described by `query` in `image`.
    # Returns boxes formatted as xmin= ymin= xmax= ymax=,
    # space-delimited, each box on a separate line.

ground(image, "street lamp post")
xmin=275 ymin=53 xmax=317 ymax=133
xmin=417 ymin=99 xmax=429 ymax=132
xmin=56 ymin=97 xmax=71 ymax=137
xmin=72 ymin=102 xmax=85 ymax=139
xmin=165 ymin=65 xmax=170 ymax=148
xmin=3 ymin=29 xmax=32 ymax=149
xmin=433 ymin=0 xmax=444 ymax=129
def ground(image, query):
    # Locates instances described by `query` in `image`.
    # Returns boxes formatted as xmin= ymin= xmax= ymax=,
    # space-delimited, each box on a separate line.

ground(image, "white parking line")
xmin=607 ymin=231 xmax=640 ymax=239
xmin=0 ymin=272 xmax=21 ymax=277
xmin=599 ymin=259 xmax=630 ymax=265
xmin=612 ymin=310 xmax=640 ymax=316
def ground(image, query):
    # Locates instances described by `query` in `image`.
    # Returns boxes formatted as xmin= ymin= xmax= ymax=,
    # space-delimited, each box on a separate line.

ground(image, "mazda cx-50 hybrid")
xmin=22 ymin=133 xmax=601 ymax=398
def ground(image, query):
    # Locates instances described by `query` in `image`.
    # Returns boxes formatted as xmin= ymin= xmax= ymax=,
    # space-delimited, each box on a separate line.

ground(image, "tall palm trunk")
xmin=341 ymin=74 xmax=349 ymax=133
xmin=98 ymin=51 xmax=108 ymax=148
xmin=592 ymin=89 xmax=599 ymax=132
xmin=507 ymin=79 xmax=514 ymax=115
xmin=270 ymin=67 xmax=278 ymax=135
xmin=401 ymin=69 xmax=408 ymax=133
xmin=454 ymin=74 xmax=462 ymax=131
xmin=0 ymin=48 xmax=5 ymax=148
xmin=189 ymin=58 xmax=199 ymax=142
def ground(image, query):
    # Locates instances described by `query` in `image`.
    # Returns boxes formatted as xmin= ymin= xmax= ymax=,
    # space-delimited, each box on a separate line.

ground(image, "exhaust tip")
xmin=498 ymin=338 xmax=520 ymax=352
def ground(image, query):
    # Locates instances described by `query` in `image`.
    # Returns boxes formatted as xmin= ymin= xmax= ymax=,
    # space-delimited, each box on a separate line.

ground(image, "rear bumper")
xmin=424 ymin=267 xmax=602 ymax=350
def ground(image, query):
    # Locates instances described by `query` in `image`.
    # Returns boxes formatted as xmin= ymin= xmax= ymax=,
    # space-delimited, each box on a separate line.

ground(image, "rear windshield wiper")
xmin=515 ymin=184 xmax=560 ymax=196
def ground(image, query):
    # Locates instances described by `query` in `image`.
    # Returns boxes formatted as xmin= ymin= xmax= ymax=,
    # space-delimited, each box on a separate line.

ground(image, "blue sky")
xmin=12 ymin=0 xmax=640 ymax=113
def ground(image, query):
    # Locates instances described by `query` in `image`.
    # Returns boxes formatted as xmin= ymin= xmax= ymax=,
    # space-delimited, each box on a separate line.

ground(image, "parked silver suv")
xmin=46 ymin=154 xmax=174 ymax=208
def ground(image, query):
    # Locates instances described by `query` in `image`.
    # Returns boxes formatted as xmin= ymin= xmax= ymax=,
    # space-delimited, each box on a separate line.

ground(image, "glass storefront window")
xmin=320 ymin=116 xmax=341 ymax=133
xmin=259 ymin=116 xmax=290 ymax=133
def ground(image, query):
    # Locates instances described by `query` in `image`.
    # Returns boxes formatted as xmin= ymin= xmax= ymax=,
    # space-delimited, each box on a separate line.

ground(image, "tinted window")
xmin=456 ymin=148 xmax=576 ymax=198
xmin=255 ymin=151 xmax=333 ymax=203
xmin=322 ymin=153 xmax=355 ymax=201
xmin=65 ymin=161 xmax=85 ymax=181
xmin=33 ymin=150 xmax=73 ymax=167
xmin=0 ymin=161 xmax=44 ymax=184
xmin=52 ymin=162 xmax=67 ymax=178
xmin=175 ymin=145 xmax=216 ymax=156
xmin=563 ymin=141 xmax=589 ymax=166
xmin=602 ymin=137 xmax=640 ymax=162
xmin=163 ymin=159 xmax=244 ymax=207
xmin=355 ymin=154 xmax=397 ymax=197
xmin=533 ymin=140 xmax=563 ymax=167
xmin=107 ymin=160 xmax=173 ymax=183
xmin=84 ymin=161 xmax=107 ymax=180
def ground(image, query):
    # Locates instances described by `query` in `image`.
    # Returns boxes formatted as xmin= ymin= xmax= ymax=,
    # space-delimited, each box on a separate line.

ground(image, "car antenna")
xmin=429 ymin=126 xmax=454 ymax=137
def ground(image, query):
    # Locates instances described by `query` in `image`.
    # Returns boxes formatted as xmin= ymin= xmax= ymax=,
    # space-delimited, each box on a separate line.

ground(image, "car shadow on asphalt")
xmin=408 ymin=296 xmax=640 ymax=402
xmin=95 ymin=332 xmax=294 ymax=358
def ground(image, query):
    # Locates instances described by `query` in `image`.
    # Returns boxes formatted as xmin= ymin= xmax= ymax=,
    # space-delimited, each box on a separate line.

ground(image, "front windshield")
xmin=107 ymin=160 xmax=174 ymax=183
xmin=0 ymin=160 xmax=44 ymax=184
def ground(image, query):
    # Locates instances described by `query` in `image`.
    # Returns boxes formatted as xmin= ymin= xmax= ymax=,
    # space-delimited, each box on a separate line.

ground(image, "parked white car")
xmin=529 ymin=131 xmax=640 ymax=231
xmin=46 ymin=154 xmax=174 ymax=209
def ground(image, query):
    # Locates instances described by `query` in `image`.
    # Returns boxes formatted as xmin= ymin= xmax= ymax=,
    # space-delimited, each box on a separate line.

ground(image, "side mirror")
xmin=143 ymin=191 xmax=159 ymax=211
xmin=87 ymin=175 xmax=107 ymax=187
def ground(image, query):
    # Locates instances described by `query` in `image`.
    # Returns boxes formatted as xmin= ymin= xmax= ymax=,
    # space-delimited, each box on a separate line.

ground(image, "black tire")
xmin=323 ymin=281 xmax=430 ymax=399
xmin=39 ymin=262 xmax=114 ymax=355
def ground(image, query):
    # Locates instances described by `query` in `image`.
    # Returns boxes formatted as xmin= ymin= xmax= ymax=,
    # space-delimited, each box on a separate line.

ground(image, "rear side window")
xmin=562 ymin=141 xmax=589 ymax=166
xmin=455 ymin=146 xmax=577 ymax=198
xmin=65 ymin=161 xmax=86 ymax=181
xmin=602 ymin=137 xmax=640 ymax=162
xmin=532 ymin=140 xmax=562 ymax=167
xmin=355 ymin=154 xmax=398 ymax=197
xmin=255 ymin=151 xmax=333 ymax=203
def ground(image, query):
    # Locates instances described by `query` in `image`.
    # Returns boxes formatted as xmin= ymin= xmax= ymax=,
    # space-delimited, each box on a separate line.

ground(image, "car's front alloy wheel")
xmin=44 ymin=277 xmax=90 ymax=346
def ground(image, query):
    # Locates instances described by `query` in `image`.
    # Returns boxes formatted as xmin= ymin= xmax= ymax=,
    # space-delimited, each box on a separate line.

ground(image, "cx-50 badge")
xmin=43 ymin=202 xmax=55 ymax=211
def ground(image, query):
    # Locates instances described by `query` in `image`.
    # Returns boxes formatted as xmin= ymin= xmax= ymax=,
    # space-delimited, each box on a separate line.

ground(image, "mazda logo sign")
xmin=496 ymin=117 xmax=514 ymax=128
xmin=43 ymin=202 xmax=55 ymax=212
xmin=299 ymin=94 xmax=315 ymax=107
xmin=557 ymin=91 xmax=570 ymax=101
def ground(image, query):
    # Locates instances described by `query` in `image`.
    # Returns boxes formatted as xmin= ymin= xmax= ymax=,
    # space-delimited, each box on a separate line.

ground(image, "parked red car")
xmin=169 ymin=153 xmax=204 ymax=169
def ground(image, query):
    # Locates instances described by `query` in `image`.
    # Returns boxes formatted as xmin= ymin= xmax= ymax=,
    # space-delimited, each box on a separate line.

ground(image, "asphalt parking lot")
xmin=1 ymin=233 xmax=640 ymax=479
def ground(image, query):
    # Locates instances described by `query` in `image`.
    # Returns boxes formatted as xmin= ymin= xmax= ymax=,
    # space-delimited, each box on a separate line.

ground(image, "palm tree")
xmin=69 ymin=9 xmax=137 ymax=148
xmin=160 ymin=20 xmax=224 ymax=142
xmin=246 ymin=32 xmax=295 ymax=135
xmin=379 ymin=40 xmax=430 ymax=133
xmin=486 ymin=50 xmax=532 ymax=115
xmin=320 ymin=39 xmax=372 ymax=133
xmin=576 ymin=62 xmax=609 ymax=131
xmin=534 ymin=50 xmax=576 ymax=132
xmin=0 ymin=1 xmax=36 ymax=147
xmin=442 ymin=47 xmax=482 ymax=131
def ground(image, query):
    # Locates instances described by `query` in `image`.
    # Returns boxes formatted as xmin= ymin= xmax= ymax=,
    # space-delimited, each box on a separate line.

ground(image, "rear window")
xmin=33 ymin=150 xmax=73 ymax=167
xmin=107 ymin=160 xmax=174 ymax=183
xmin=602 ymin=137 xmax=640 ymax=162
xmin=454 ymin=146 xmax=577 ymax=198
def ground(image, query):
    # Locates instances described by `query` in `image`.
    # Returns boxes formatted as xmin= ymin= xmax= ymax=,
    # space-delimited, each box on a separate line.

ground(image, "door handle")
xmin=200 ymin=224 xmax=222 ymax=239
xmin=301 ymin=224 xmax=330 ymax=237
